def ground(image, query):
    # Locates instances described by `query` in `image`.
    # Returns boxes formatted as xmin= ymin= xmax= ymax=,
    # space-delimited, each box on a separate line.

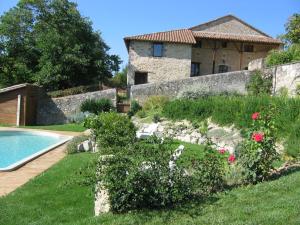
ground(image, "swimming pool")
xmin=0 ymin=130 xmax=72 ymax=171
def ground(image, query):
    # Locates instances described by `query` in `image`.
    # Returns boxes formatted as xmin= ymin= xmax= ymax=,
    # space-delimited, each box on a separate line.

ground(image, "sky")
xmin=0 ymin=0 xmax=299 ymax=69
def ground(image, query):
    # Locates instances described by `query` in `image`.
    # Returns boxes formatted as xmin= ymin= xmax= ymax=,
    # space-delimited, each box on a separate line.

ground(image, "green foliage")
xmin=47 ymin=85 xmax=99 ymax=98
xmin=282 ymin=13 xmax=300 ymax=45
xmin=286 ymin=118 xmax=300 ymax=157
xmin=278 ymin=87 xmax=289 ymax=97
xmin=143 ymin=95 xmax=170 ymax=111
xmin=84 ymin=112 xmax=136 ymax=149
xmin=127 ymin=100 xmax=142 ymax=117
xmin=296 ymin=84 xmax=300 ymax=96
xmin=136 ymin=110 xmax=146 ymax=118
xmin=98 ymin=137 xmax=225 ymax=212
xmin=108 ymin=67 xmax=127 ymax=88
xmin=162 ymin=95 xmax=300 ymax=158
xmin=237 ymin=107 xmax=279 ymax=183
xmin=66 ymin=135 xmax=89 ymax=154
xmin=266 ymin=44 xmax=300 ymax=67
xmin=246 ymin=70 xmax=272 ymax=95
xmin=80 ymin=98 xmax=114 ymax=114
xmin=0 ymin=0 xmax=121 ymax=91
xmin=152 ymin=114 xmax=161 ymax=123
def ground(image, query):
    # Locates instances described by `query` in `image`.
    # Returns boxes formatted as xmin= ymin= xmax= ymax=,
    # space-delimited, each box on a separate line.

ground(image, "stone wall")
xmin=248 ymin=59 xmax=300 ymax=96
xmin=37 ymin=89 xmax=117 ymax=125
xmin=270 ymin=62 xmax=300 ymax=95
xmin=130 ymin=70 xmax=251 ymax=103
xmin=127 ymin=41 xmax=192 ymax=86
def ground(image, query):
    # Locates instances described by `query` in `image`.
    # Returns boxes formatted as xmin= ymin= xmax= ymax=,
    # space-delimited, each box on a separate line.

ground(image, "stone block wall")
xmin=271 ymin=62 xmax=300 ymax=95
xmin=36 ymin=89 xmax=117 ymax=125
xmin=131 ymin=70 xmax=251 ymax=103
xmin=127 ymin=41 xmax=192 ymax=86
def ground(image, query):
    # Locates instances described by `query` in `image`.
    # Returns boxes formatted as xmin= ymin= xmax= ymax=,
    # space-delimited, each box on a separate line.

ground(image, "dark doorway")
xmin=134 ymin=72 xmax=148 ymax=85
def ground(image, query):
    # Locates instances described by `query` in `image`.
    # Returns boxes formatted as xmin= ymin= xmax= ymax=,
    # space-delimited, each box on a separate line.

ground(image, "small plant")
xmin=237 ymin=107 xmax=279 ymax=183
xmin=152 ymin=114 xmax=161 ymax=123
xmin=80 ymin=98 xmax=114 ymax=114
xmin=296 ymin=84 xmax=300 ymax=96
xmin=67 ymin=111 xmax=91 ymax=124
xmin=136 ymin=110 xmax=146 ymax=118
xmin=84 ymin=112 xmax=136 ymax=149
xmin=143 ymin=95 xmax=169 ymax=111
xmin=278 ymin=87 xmax=289 ymax=97
xmin=66 ymin=135 xmax=89 ymax=154
xmin=246 ymin=70 xmax=272 ymax=96
xmin=127 ymin=100 xmax=142 ymax=117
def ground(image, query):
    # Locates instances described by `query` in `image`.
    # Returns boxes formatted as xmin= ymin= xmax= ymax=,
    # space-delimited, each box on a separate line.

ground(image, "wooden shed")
xmin=0 ymin=84 xmax=41 ymax=126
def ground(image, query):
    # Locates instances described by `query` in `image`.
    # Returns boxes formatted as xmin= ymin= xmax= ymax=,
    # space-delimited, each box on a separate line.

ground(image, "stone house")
xmin=124 ymin=15 xmax=282 ymax=86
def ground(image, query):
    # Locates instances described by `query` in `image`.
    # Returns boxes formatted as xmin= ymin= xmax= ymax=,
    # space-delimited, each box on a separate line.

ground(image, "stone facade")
xmin=131 ymin=70 xmax=251 ymax=103
xmin=191 ymin=40 xmax=276 ymax=75
xmin=127 ymin=41 xmax=192 ymax=86
xmin=191 ymin=16 xmax=263 ymax=36
xmin=36 ymin=89 xmax=116 ymax=125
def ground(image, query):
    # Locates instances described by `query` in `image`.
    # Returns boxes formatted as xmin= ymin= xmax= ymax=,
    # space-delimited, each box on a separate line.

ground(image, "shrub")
xmin=246 ymin=70 xmax=272 ymax=96
xmin=66 ymin=135 xmax=89 ymax=154
xmin=236 ymin=107 xmax=279 ymax=183
xmin=266 ymin=44 xmax=300 ymax=67
xmin=67 ymin=111 xmax=91 ymax=124
xmin=80 ymin=98 xmax=114 ymax=114
xmin=127 ymin=100 xmax=142 ymax=117
xmin=84 ymin=112 xmax=136 ymax=149
xmin=48 ymin=85 xmax=99 ymax=98
xmin=277 ymin=87 xmax=289 ymax=97
xmin=98 ymin=137 xmax=226 ymax=212
xmin=143 ymin=95 xmax=170 ymax=111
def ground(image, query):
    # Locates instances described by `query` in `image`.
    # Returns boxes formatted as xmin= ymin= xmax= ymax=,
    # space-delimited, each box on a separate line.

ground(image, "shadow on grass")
xmin=269 ymin=163 xmax=300 ymax=181
xmin=107 ymin=195 xmax=220 ymax=224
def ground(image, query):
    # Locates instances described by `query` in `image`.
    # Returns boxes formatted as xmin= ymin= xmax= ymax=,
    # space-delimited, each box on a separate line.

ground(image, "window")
xmin=191 ymin=63 xmax=200 ymax=76
xmin=134 ymin=72 xmax=148 ymax=85
xmin=153 ymin=43 xmax=163 ymax=57
xmin=194 ymin=41 xmax=202 ymax=48
xmin=218 ymin=65 xmax=229 ymax=73
xmin=244 ymin=45 xmax=254 ymax=52
xmin=221 ymin=42 xmax=227 ymax=48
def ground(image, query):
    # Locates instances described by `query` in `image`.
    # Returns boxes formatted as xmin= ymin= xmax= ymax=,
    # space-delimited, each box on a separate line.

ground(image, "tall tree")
xmin=0 ymin=0 xmax=121 ymax=91
xmin=282 ymin=13 xmax=300 ymax=45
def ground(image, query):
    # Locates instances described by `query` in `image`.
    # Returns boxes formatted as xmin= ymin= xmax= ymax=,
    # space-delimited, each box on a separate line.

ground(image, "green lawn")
xmin=1 ymin=152 xmax=300 ymax=225
xmin=20 ymin=123 xmax=86 ymax=132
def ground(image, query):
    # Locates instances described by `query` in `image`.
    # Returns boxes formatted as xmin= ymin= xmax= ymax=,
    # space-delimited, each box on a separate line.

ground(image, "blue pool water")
xmin=0 ymin=131 xmax=68 ymax=170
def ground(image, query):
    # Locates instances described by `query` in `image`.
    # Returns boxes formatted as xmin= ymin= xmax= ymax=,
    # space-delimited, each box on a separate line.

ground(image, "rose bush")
xmin=236 ymin=106 xmax=279 ymax=183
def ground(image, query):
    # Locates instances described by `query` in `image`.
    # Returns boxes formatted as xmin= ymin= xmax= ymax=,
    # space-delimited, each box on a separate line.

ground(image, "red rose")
xmin=252 ymin=132 xmax=264 ymax=142
xmin=252 ymin=112 xmax=260 ymax=120
xmin=228 ymin=154 xmax=235 ymax=163
xmin=219 ymin=148 xmax=226 ymax=154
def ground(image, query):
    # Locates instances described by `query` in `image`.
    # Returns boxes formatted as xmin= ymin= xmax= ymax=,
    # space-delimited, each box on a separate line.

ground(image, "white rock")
xmin=95 ymin=183 xmax=110 ymax=215
xmin=82 ymin=140 xmax=93 ymax=152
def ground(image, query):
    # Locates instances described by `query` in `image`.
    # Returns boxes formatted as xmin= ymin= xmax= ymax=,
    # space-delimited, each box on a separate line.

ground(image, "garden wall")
xmin=36 ymin=89 xmax=117 ymax=125
xmin=248 ymin=59 xmax=300 ymax=96
xmin=130 ymin=70 xmax=251 ymax=103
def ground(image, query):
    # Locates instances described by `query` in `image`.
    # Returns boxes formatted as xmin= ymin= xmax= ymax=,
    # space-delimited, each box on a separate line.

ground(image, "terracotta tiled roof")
xmin=192 ymin=31 xmax=282 ymax=44
xmin=124 ymin=29 xmax=196 ymax=44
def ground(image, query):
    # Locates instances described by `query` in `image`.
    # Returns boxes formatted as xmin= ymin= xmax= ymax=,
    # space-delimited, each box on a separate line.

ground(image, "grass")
xmin=20 ymin=123 xmax=86 ymax=132
xmin=162 ymin=95 xmax=300 ymax=157
xmin=1 ymin=152 xmax=300 ymax=225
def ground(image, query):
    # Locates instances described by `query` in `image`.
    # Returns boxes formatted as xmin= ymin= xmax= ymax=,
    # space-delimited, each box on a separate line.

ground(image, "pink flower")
xmin=219 ymin=148 xmax=226 ymax=154
xmin=252 ymin=112 xmax=260 ymax=120
xmin=252 ymin=132 xmax=264 ymax=142
xmin=228 ymin=154 xmax=235 ymax=163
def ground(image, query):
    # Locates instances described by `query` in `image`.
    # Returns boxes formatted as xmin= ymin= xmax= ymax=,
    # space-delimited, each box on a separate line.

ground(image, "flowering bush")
xmin=236 ymin=106 xmax=279 ymax=183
